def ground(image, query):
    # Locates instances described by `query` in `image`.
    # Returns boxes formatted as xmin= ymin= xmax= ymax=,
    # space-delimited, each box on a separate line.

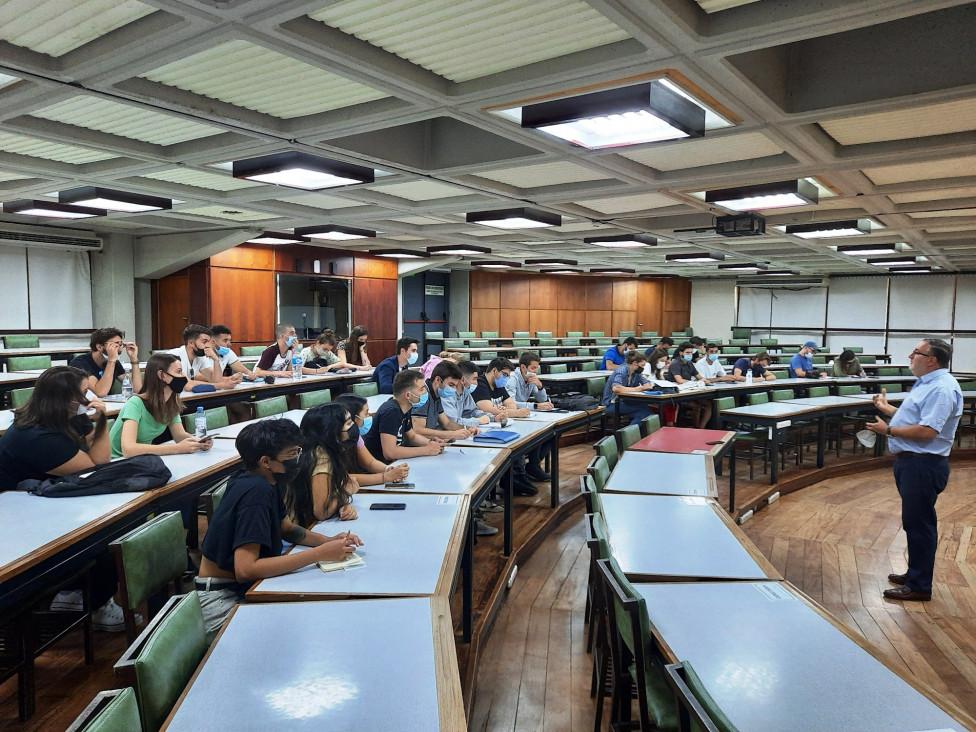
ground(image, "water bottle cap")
xmin=197 ymin=406 xmax=204 ymax=412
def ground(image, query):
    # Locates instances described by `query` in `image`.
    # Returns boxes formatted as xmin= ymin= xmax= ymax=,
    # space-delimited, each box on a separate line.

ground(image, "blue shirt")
xmin=371 ymin=355 xmax=406 ymax=394
xmin=601 ymin=364 xmax=648 ymax=406
xmin=732 ymin=357 xmax=767 ymax=378
xmin=788 ymin=352 xmax=813 ymax=378
xmin=888 ymin=368 xmax=962 ymax=456
xmin=602 ymin=346 xmax=626 ymax=369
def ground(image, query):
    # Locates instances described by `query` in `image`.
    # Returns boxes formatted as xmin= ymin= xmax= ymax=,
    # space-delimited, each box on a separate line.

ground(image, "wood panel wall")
xmin=468 ymin=271 xmax=690 ymax=337
xmin=151 ymin=244 xmax=398 ymax=351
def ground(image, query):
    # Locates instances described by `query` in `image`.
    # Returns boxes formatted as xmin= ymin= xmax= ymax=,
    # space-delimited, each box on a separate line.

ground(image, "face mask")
xmin=682 ymin=354 xmax=693 ymax=362
xmin=285 ymin=336 xmax=297 ymax=347
xmin=412 ymin=391 xmax=429 ymax=407
xmin=167 ymin=375 xmax=188 ymax=393
xmin=193 ymin=347 xmax=206 ymax=358
xmin=360 ymin=416 xmax=373 ymax=435
xmin=75 ymin=403 xmax=91 ymax=415
xmin=277 ymin=457 xmax=301 ymax=484
xmin=216 ymin=346 xmax=230 ymax=357
xmin=342 ymin=424 xmax=360 ymax=447
xmin=438 ymin=385 xmax=455 ymax=399
xmin=466 ymin=383 xmax=477 ymax=394
xmin=70 ymin=413 xmax=94 ymax=436
xmin=316 ymin=347 xmax=330 ymax=357
xmin=708 ymin=353 xmax=719 ymax=362
xmin=494 ymin=374 xmax=509 ymax=389
xmin=407 ymin=351 xmax=419 ymax=365
xmin=657 ymin=361 xmax=666 ymax=369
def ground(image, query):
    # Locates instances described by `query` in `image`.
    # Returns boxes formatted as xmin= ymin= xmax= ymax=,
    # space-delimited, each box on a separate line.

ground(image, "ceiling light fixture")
xmin=59 ymin=186 xmax=171 ymax=213
xmin=294 ymin=224 xmax=375 ymax=241
xmin=583 ymin=233 xmax=657 ymax=249
xmin=665 ymin=252 xmax=726 ymax=263
xmin=525 ymin=258 xmax=578 ymax=266
xmin=705 ymin=180 xmax=818 ymax=211
xmin=372 ymin=249 xmax=428 ymax=259
xmin=233 ymin=151 xmax=374 ymax=190
xmin=466 ymin=207 xmax=560 ymax=229
xmin=2 ymin=199 xmax=106 ymax=219
xmin=245 ymin=231 xmax=309 ymax=245
xmin=541 ymin=268 xmax=583 ymax=275
xmin=868 ymin=256 xmax=916 ymax=267
xmin=887 ymin=266 xmax=932 ymax=274
xmin=755 ymin=270 xmax=796 ymax=276
xmin=472 ymin=260 xmax=522 ymax=269
xmin=426 ymin=244 xmax=492 ymax=256
xmin=717 ymin=262 xmax=768 ymax=272
xmin=836 ymin=242 xmax=902 ymax=256
xmin=520 ymin=81 xmax=706 ymax=149
xmin=785 ymin=219 xmax=872 ymax=239
xmin=590 ymin=268 xmax=636 ymax=275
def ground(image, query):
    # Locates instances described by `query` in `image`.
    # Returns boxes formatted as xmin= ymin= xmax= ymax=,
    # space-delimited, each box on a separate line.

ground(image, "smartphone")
xmin=385 ymin=482 xmax=415 ymax=488
xmin=370 ymin=503 xmax=406 ymax=510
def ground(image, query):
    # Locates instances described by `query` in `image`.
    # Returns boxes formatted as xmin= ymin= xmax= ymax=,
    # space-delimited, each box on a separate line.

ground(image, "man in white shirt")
xmin=210 ymin=324 xmax=257 ymax=380
xmin=506 ymin=352 xmax=555 ymax=410
xmin=166 ymin=324 xmax=241 ymax=390
xmin=695 ymin=343 xmax=742 ymax=383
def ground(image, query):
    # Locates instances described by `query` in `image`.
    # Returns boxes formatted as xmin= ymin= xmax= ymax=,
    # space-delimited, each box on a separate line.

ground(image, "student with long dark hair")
xmin=337 ymin=325 xmax=372 ymax=368
xmin=334 ymin=393 xmax=410 ymax=487
xmin=109 ymin=353 xmax=214 ymax=458
xmin=286 ymin=403 xmax=362 ymax=527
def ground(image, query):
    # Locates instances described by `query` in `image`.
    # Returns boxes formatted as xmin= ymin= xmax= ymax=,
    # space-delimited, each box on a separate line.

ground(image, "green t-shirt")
xmin=109 ymin=396 xmax=179 ymax=458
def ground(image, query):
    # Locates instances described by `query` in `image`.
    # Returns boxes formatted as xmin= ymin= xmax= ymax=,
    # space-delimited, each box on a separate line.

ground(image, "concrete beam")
xmin=134 ymin=228 xmax=254 ymax=279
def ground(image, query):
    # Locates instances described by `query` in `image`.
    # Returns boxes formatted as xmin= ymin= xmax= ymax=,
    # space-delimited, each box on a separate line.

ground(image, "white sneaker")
xmin=92 ymin=598 xmax=143 ymax=633
xmin=481 ymin=500 xmax=504 ymax=513
xmin=476 ymin=519 xmax=499 ymax=537
xmin=50 ymin=590 xmax=83 ymax=612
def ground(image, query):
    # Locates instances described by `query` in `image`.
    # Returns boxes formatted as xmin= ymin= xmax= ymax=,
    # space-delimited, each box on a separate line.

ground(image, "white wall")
xmin=91 ymin=233 xmax=137 ymax=338
xmin=690 ymin=279 xmax=735 ymax=342
xmin=449 ymin=269 xmax=470 ymax=336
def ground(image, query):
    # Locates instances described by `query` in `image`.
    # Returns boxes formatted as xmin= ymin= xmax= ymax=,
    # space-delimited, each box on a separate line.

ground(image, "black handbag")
xmin=16 ymin=455 xmax=173 ymax=497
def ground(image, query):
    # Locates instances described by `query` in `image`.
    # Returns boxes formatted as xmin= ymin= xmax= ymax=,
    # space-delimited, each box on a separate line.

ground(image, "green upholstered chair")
xmin=714 ymin=396 xmax=767 ymax=480
xmin=512 ymin=331 xmax=531 ymax=339
xmin=352 ymin=382 xmax=379 ymax=397
xmin=594 ymin=337 xmax=613 ymax=346
xmin=586 ymin=377 xmax=606 ymax=399
xmin=581 ymin=361 xmax=597 ymax=371
xmin=583 ymin=508 xmax=609 ymax=664
xmin=443 ymin=339 xmax=464 ymax=348
xmin=877 ymin=367 xmax=900 ymax=376
xmin=859 ymin=355 xmax=877 ymax=364
xmin=239 ymin=346 xmax=265 ymax=356
xmin=181 ymin=406 xmax=229 ymax=435
xmin=512 ymin=339 xmax=531 ymax=347
xmin=900 ymin=367 xmax=914 ymax=377
xmin=587 ymin=331 xmax=605 ymax=337
xmin=811 ymin=355 xmax=826 ymax=364
xmin=565 ymin=331 xmax=583 ymax=338
xmin=747 ymin=391 xmax=769 ymax=406
xmin=200 ymin=477 xmax=230 ymax=522
xmin=841 ymin=346 xmax=863 ymax=353
xmin=881 ymin=383 xmax=904 ymax=393
xmin=479 ymin=351 xmax=497 ymax=360
xmin=808 ymin=386 xmax=829 ymax=398
xmin=114 ymin=592 xmax=208 ymax=732
xmin=253 ymin=396 xmax=288 ymax=418
xmin=640 ymin=331 xmax=658 ymax=339
xmin=665 ymin=662 xmax=740 ymax=732
xmin=540 ymin=349 xmax=557 ymax=358
xmin=760 ymin=338 xmax=778 ymax=346
xmin=457 ymin=331 xmax=476 ymax=339
xmin=480 ymin=331 xmax=498 ymax=338
xmin=469 ymin=339 xmax=489 ymax=347
xmin=639 ymin=413 xmax=661 ymax=437
xmin=299 ymin=389 xmax=332 ymax=409
xmin=593 ymin=435 xmax=619 ymax=471
xmin=595 ymin=558 xmax=678 ymax=732
xmin=3 ymin=335 xmax=40 ymax=348
xmin=731 ymin=327 xmax=751 ymax=340
xmin=537 ymin=338 xmax=557 ymax=346
xmin=728 ymin=339 xmax=748 ymax=346
xmin=548 ymin=364 xmax=568 ymax=374
xmin=616 ymin=423 xmax=642 ymax=451
xmin=535 ymin=331 xmax=553 ymax=339
xmin=66 ymin=687 xmax=141 ymax=732
xmin=836 ymin=385 xmax=862 ymax=396
xmin=671 ymin=330 xmax=689 ymax=338
xmin=10 ymin=387 xmax=33 ymax=408
xmin=7 ymin=355 xmax=51 ymax=371
xmin=423 ymin=331 xmax=443 ymax=340
xmin=617 ymin=330 xmax=636 ymax=338
xmin=721 ymin=345 xmax=742 ymax=354
xmin=586 ymin=455 xmax=611 ymax=491
xmin=561 ymin=337 xmax=580 ymax=346
xmin=109 ymin=512 xmax=188 ymax=644
xmin=771 ymin=389 xmax=795 ymax=401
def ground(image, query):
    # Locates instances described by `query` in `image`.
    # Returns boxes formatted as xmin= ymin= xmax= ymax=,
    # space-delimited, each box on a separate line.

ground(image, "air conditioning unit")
xmin=0 ymin=227 xmax=102 ymax=252
xmin=737 ymin=276 xmax=828 ymax=289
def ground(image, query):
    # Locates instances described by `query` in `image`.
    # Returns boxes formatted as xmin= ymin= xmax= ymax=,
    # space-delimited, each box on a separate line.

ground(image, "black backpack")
xmin=16 ymin=455 xmax=173 ymax=497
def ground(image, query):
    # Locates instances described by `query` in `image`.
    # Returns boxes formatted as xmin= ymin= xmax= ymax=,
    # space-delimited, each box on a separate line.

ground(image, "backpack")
xmin=550 ymin=394 xmax=600 ymax=411
xmin=16 ymin=455 xmax=173 ymax=497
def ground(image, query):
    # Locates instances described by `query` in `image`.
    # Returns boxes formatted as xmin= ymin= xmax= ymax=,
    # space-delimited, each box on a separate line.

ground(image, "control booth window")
xmin=276 ymin=274 xmax=350 ymax=339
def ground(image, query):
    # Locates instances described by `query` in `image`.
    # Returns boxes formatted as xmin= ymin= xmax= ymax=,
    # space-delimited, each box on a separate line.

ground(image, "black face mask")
xmin=193 ymin=347 xmax=206 ymax=358
xmin=70 ymin=413 xmax=94 ymax=436
xmin=341 ymin=424 xmax=360 ymax=447
xmin=167 ymin=375 xmax=189 ymax=393
xmin=277 ymin=457 xmax=301 ymax=484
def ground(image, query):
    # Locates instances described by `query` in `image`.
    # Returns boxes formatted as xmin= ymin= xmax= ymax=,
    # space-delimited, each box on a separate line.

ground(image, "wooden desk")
xmin=633 ymin=581 xmax=971 ymax=732
xmin=163 ymin=597 xmax=464 ymax=731
xmin=247 ymin=493 xmax=468 ymax=602
xmin=599 ymin=493 xmax=779 ymax=581
xmin=177 ymin=370 xmax=372 ymax=409
xmin=601 ymin=451 xmax=716 ymax=498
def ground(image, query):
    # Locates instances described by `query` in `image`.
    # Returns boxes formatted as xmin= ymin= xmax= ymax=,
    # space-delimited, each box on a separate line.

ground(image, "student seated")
xmin=601 ymin=337 xmax=639 ymax=371
xmin=732 ymin=351 xmax=777 ymax=381
xmin=70 ymin=327 xmax=143 ymax=397
xmin=696 ymin=343 xmax=742 ymax=384
xmin=0 ymin=366 xmax=134 ymax=631
xmin=506 ymin=351 xmax=555 ymax=411
xmin=337 ymin=324 xmax=372 ymax=370
xmin=442 ymin=360 xmax=493 ymax=427
xmin=286 ymin=403 xmax=362 ymax=526
xmin=411 ymin=360 xmax=480 ymax=441
xmin=644 ymin=337 xmax=673 ymax=357
xmin=299 ymin=329 xmax=360 ymax=373
xmin=196 ymin=420 xmax=363 ymax=643
xmin=334 ymin=393 xmax=410 ymax=487
xmin=668 ymin=342 xmax=711 ymax=428
xmin=789 ymin=341 xmax=827 ymax=379
xmin=165 ymin=324 xmax=242 ymax=390
xmin=645 ymin=348 xmax=677 ymax=427
xmin=372 ymin=336 xmax=419 ymax=394
xmin=601 ymin=351 xmax=656 ymax=424
xmin=833 ymin=349 xmax=866 ymax=377
xmin=254 ymin=323 xmax=303 ymax=378
xmin=362 ymin=370 xmax=446 ymax=461
xmin=209 ymin=324 xmax=257 ymax=380
xmin=109 ymin=353 xmax=215 ymax=458
xmin=420 ymin=351 xmax=463 ymax=381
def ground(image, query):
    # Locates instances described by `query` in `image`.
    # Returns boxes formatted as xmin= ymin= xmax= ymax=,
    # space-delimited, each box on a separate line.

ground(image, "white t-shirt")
xmin=217 ymin=349 xmax=240 ymax=373
xmin=164 ymin=347 xmax=214 ymax=382
xmin=695 ymin=358 xmax=727 ymax=380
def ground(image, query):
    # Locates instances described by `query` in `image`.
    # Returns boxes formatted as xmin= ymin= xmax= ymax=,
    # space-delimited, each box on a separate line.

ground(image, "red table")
xmin=629 ymin=427 xmax=738 ymax=512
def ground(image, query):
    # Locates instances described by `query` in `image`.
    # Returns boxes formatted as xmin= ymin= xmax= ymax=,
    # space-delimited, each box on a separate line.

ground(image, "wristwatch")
xmin=885 ymin=425 xmax=892 ymax=437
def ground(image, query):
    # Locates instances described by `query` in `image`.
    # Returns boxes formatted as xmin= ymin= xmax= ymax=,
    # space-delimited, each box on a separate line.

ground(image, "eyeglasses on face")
xmin=909 ymin=349 xmax=934 ymax=358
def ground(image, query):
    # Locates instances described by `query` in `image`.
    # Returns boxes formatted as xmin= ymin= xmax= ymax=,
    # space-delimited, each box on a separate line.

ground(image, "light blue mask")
xmin=414 ymin=391 xmax=428 ymax=407
xmin=438 ymin=385 xmax=455 ymax=399
xmin=683 ymin=354 xmax=693 ymax=362
xmin=407 ymin=351 xmax=419 ymax=365
xmin=494 ymin=374 xmax=509 ymax=388
xmin=466 ymin=383 xmax=477 ymax=394
xmin=360 ymin=416 xmax=372 ymax=435
xmin=285 ymin=336 xmax=297 ymax=347
xmin=708 ymin=353 xmax=719 ymax=362
xmin=216 ymin=346 xmax=230 ymax=357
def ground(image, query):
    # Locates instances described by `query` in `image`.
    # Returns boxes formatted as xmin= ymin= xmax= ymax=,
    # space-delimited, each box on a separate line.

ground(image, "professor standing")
xmin=865 ymin=338 xmax=961 ymax=601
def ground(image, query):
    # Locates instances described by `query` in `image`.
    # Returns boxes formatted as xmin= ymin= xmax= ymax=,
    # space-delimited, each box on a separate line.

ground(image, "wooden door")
xmin=153 ymin=274 xmax=191 ymax=349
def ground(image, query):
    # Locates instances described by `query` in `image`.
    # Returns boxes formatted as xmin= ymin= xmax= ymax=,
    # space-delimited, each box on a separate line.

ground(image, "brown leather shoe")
xmin=883 ymin=586 xmax=931 ymax=601
xmin=887 ymin=573 xmax=908 ymax=585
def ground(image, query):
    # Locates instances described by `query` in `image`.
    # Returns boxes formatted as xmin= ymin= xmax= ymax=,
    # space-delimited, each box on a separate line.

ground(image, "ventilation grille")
xmin=0 ymin=229 xmax=102 ymax=249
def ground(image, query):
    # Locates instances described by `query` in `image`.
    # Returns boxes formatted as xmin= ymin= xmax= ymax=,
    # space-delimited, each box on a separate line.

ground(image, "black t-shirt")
xmin=0 ymin=425 xmax=84 ymax=492
xmin=667 ymin=358 xmax=698 ymax=383
xmin=69 ymin=352 xmax=125 ymax=381
xmin=201 ymin=470 xmax=286 ymax=584
xmin=362 ymin=398 xmax=412 ymax=458
xmin=471 ymin=374 xmax=508 ymax=408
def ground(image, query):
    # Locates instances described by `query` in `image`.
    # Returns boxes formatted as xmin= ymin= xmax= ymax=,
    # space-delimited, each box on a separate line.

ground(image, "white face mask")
xmin=657 ymin=361 xmax=666 ymax=369
xmin=316 ymin=347 xmax=330 ymax=357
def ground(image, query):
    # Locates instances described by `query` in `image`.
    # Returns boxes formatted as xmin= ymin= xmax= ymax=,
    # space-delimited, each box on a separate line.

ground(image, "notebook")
xmin=316 ymin=553 xmax=365 ymax=573
xmin=472 ymin=430 xmax=520 ymax=444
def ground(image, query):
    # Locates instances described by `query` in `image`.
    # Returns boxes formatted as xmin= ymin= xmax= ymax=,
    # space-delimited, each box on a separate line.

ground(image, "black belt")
xmin=194 ymin=577 xmax=244 ymax=594
xmin=895 ymin=451 xmax=946 ymax=460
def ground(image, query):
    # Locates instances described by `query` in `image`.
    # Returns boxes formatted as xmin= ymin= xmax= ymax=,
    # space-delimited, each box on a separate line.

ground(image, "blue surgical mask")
xmin=216 ymin=346 xmax=230 ymax=357
xmin=413 ymin=391 xmax=428 ymax=407
xmin=438 ymin=385 xmax=455 ymax=399
xmin=466 ymin=383 xmax=477 ymax=394
xmin=360 ymin=416 xmax=373 ymax=435
xmin=708 ymin=353 xmax=719 ymax=362
xmin=683 ymin=354 xmax=693 ymax=362
xmin=407 ymin=351 xmax=419 ymax=365
xmin=285 ymin=336 xmax=297 ymax=347
xmin=494 ymin=374 xmax=509 ymax=388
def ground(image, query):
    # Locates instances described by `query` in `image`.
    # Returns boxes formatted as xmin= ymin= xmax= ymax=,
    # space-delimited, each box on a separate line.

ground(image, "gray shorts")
xmin=197 ymin=588 xmax=239 ymax=644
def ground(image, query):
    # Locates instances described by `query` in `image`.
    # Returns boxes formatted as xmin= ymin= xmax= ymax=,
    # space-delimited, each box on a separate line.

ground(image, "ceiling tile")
xmin=620 ymin=132 xmax=782 ymax=171
xmin=694 ymin=0 xmax=762 ymax=12
xmin=863 ymin=154 xmax=976 ymax=185
xmin=888 ymin=186 xmax=976 ymax=204
xmin=909 ymin=208 xmax=976 ymax=218
xmin=140 ymin=168 xmax=262 ymax=191
xmin=820 ymin=98 xmax=976 ymax=145
xmin=310 ymin=0 xmax=630 ymax=83
xmin=175 ymin=205 xmax=278 ymax=221
xmin=0 ymin=0 xmax=155 ymax=56
xmin=30 ymin=96 xmax=223 ymax=145
xmin=0 ymin=169 xmax=33 ymax=182
xmin=475 ymin=161 xmax=611 ymax=187
xmin=141 ymin=40 xmax=389 ymax=119
xmin=390 ymin=215 xmax=454 ymax=224
xmin=574 ymin=192 xmax=681 ymax=214
xmin=0 ymin=131 xmax=116 ymax=163
xmin=369 ymin=180 xmax=474 ymax=200
xmin=273 ymin=192 xmax=368 ymax=209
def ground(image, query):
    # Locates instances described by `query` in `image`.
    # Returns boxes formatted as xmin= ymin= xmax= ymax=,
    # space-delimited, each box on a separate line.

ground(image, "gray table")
xmin=599 ymin=493 xmax=778 ymax=581
xmin=163 ymin=597 xmax=464 ymax=731
xmin=381 ymin=446 xmax=507 ymax=495
xmin=634 ymin=581 xmax=968 ymax=732
xmin=601 ymin=451 xmax=716 ymax=498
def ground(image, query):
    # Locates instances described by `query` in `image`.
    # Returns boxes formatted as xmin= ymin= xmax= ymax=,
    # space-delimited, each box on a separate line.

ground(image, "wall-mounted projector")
xmin=716 ymin=213 xmax=766 ymax=237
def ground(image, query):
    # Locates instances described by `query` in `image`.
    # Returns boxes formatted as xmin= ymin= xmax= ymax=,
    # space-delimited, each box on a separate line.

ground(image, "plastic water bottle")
xmin=291 ymin=356 xmax=303 ymax=380
xmin=194 ymin=407 xmax=207 ymax=438
xmin=121 ymin=373 xmax=133 ymax=400
xmin=745 ymin=370 xmax=753 ymax=386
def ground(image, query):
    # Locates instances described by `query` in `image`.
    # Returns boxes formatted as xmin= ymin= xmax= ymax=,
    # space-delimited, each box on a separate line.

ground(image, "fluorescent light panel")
xmin=888 ymin=266 xmax=932 ymax=273
xmin=472 ymin=260 xmax=521 ymax=268
xmin=666 ymin=252 xmax=726 ymax=263
xmin=233 ymin=152 xmax=374 ymax=190
xmin=373 ymin=249 xmax=428 ymax=259
xmin=541 ymin=268 xmax=583 ymax=274
xmin=718 ymin=262 xmax=768 ymax=272
xmin=426 ymin=244 xmax=491 ymax=256
xmin=246 ymin=231 xmax=309 ymax=245
xmin=584 ymin=233 xmax=656 ymax=248
xmin=295 ymin=224 xmax=375 ymax=240
xmin=868 ymin=256 xmax=916 ymax=267
xmin=590 ymin=268 xmax=636 ymax=274
xmin=706 ymin=180 xmax=818 ymax=211
xmin=2 ymin=199 xmax=106 ymax=219
xmin=785 ymin=219 xmax=872 ymax=239
xmin=525 ymin=258 xmax=577 ymax=266
xmin=59 ymin=186 xmax=171 ymax=212
xmin=466 ymin=207 xmax=560 ymax=229
xmin=836 ymin=242 xmax=901 ymax=256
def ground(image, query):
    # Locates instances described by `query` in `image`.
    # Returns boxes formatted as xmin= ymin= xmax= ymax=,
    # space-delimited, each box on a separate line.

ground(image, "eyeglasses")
xmin=357 ymin=340 xmax=368 ymax=345
xmin=909 ymin=349 xmax=934 ymax=358
xmin=277 ymin=448 xmax=302 ymax=461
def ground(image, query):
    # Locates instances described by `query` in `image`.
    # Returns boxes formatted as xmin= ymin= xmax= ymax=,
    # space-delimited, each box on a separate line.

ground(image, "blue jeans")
xmin=892 ymin=454 xmax=949 ymax=592
xmin=617 ymin=401 xmax=654 ymax=424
